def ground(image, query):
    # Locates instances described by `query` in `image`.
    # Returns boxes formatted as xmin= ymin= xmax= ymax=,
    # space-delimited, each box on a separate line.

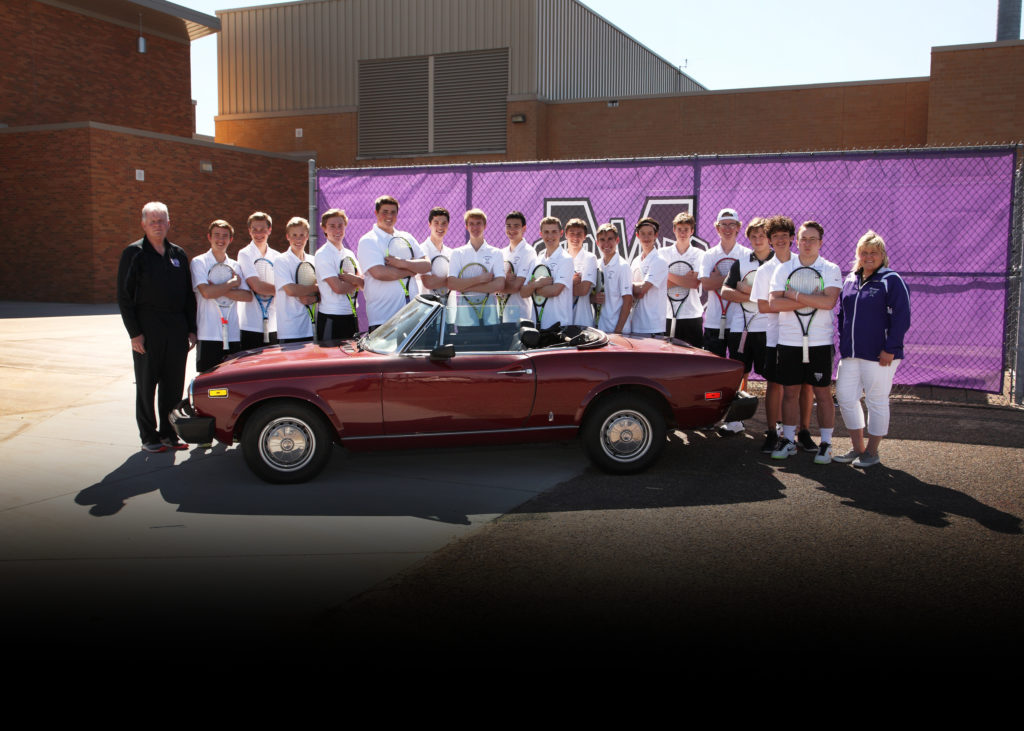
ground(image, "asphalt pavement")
xmin=2 ymin=302 xmax=1022 ymax=672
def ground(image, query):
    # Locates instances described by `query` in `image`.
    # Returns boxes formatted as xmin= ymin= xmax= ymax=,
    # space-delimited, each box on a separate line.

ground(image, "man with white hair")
xmin=116 ymin=201 xmax=197 ymax=453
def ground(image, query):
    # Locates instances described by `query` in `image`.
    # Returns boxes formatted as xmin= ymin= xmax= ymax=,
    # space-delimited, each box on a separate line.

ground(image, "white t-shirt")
xmin=418 ymin=239 xmax=452 ymax=302
xmin=357 ymin=225 xmax=425 ymax=327
xmin=595 ymin=253 xmax=633 ymax=333
xmin=628 ymin=248 xmax=669 ymax=335
xmin=274 ymin=248 xmax=315 ymax=340
xmin=751 ymin=255 xmax=789 ymax=348
xmin=191 ymin=250 xmax=248 ymax=342
xmin=504 ymin=240 xmax=538 ymax=323
xmin=535 ymin=246 xmax=574 ymax=329
xmin=769 ymin=254 xmax=843 ymax=347
xmin=448 ymin=241 xmax=505 ymax=326
xmin=730 ymin=251 xmax=774 ymax=335
xmin=237 ymin=241 xmax=278 ymax=334
xmin=570 ymin=247 xmax=599 ymax=327
xmin=315 ymin=241 xmax=359 ymax=316
xmin=660 ymin=242 xmax=705 ymax=321
xmin=700 ymin=242 xmax=752 ymax=332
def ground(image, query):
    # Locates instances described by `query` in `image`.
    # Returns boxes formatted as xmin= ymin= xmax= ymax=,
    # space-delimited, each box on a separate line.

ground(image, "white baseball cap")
xmin=716 ymin=208 xmax=741 ymax=224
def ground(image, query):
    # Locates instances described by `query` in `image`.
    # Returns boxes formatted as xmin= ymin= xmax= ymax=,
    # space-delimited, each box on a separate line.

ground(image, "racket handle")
xmin=221 ymin=321 xmax=229 ymax=350
xmin=263 ymin=318 xmax=270 ymax=343
xmin=802 ymin=336 xmax=810 ymax=364
xmin=594 ymin=305 xmax=602 ymax=328
xmin=718 ymin=314 xmax=726 ymax=340
xmin=738 ymin=331 xmax=747 ymax=354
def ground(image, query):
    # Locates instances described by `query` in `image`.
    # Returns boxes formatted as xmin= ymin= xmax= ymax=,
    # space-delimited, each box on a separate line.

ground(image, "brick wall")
xmin=0 ymin=125 xmax=307 ymax=303
xmin=218 ymin=79 xmax=930 ymax=166
xmin=0 ymin=0 xmax=193 ymax=137
xmin=927 ymin=41 xmax=1024 ymax=146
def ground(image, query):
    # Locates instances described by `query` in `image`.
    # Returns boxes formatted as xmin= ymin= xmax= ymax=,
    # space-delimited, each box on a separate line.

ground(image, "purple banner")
xmin=319 ymin=149 xmax=1017 ymax=393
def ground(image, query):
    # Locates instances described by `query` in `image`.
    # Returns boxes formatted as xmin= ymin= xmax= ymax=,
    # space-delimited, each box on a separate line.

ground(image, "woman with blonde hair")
xmin=833 ymin=231 xmax=911 ymax=467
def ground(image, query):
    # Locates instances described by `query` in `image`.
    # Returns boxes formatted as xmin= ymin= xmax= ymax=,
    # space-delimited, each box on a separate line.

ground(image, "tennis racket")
xmin=430 ymin=255 xmax=450 ymax=300
xmin=711 ymin=257 xmax=738 ymax=339
xmin=458 ymin=262 xmax=489 ymax=325
xmin=295 ymin=260 xmax=317 ymax=326
xmin=785 ymin=265 xmax=824 ymax=363
xmin=340 ymin=255 xmax=358 ymax=316
xmin=253 ymin=257 xmax=274 ymax=343
xmin=667 ymin=260 xmax=693 ymax=338
xmin=592 ymin=267 xmax=605 ymax=327
xmin=497 ymin=259 xmax=514 ymax=319
xmin=737 ymin=269 xmax=759 ymax=354
xmin=387 ymin=236 xmax=415 ymax=303
xmin=207 ymin=261 xmax=235 ymax=350
xmin=530 ymin=264 xmax=551 ymax=327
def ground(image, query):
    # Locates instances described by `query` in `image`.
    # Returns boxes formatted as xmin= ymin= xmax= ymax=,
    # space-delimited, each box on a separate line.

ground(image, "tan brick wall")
xmin=0 ymin=0 xmax=193 ymax=137
xmin=927 ymin=42 xmax=1024 ymax=146
xmin=0 ymin=127 xmax=307 ymax=304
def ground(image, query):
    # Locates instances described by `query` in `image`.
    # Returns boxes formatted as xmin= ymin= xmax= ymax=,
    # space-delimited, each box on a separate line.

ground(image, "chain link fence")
xmin=318 ymin=146 xmax=1023 ymax=408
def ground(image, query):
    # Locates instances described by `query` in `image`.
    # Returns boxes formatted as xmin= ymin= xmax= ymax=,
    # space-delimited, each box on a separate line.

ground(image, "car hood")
xmin=203 ymin=340 xmax=377 ymax=378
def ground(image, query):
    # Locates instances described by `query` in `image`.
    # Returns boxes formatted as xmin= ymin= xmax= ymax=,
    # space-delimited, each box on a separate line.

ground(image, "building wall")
xmin=927 ymin=40 xmax=1024 ymax=146
xmin=217 ymin=78 xmax=930 ymax=167
xmin=0 ymin=0 xmax=193 ymax=137
xmin=216 ymin=0 xmax=700 ymax=116
xmin=0 ymin=125 xmax=308 ymax=303
xmin=543 ymin=79 xmax=931 ymax=159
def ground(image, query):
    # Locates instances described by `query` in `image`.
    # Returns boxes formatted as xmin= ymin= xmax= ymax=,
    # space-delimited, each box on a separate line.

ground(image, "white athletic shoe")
xmin=718 ymin=421 xmax=745 ymax=434
xmin=771 ymin=438 xmax=798 ymax=460
xmin=814 ymin=442 xmax=833 ymax=465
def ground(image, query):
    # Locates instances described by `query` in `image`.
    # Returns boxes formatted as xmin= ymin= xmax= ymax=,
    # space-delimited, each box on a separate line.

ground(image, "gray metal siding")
xmin=217 ymin=0 xmax=701 ymax=117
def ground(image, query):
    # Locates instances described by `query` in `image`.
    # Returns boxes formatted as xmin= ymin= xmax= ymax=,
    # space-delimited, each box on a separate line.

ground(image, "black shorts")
xmin=703 ymin=328 xmax=729 ymax=358
xmin=317 ymin=313 xmax=358 ymax=342
xmin=666 ymin=317 xmax=703 ymax=347
xmin=776 ymin=344 xmax=834 ymax=387
xmin=727 ymin=330 xmax=768 ymax=376
xmin=762 ymin=346 xmax=778 ymax=383
xmin=240 ymin=329 xmax=278 ymax=351
xmin=196 ymin=340 xmax=240 ymax=373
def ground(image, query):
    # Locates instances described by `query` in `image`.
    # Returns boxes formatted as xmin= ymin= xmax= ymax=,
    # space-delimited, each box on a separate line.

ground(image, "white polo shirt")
xmin=237 ymin=241 xmax=278 ymax=334
xmin=191 ymin=250 xmax=247 ymax=342
xmin=274 ymin=248 xmax=315 ymax=340
xmin=628 ymin=247 xmax=669 ymax=335
xmin=659 ymin=242 xmax=705 ymax=321
xmin=357 ymin=225 xmax=424 ymax=327
xmin=595 ymin=253 xmax=633 ymax=333
xmin=769 ymin=254 xmax=843 ymax=347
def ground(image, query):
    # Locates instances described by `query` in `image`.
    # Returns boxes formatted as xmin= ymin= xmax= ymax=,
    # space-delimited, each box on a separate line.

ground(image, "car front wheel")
xmin=242 ymin=401 xmax=333 ymax=483
xmin=583 ymin=393 xmax=666 ymax=474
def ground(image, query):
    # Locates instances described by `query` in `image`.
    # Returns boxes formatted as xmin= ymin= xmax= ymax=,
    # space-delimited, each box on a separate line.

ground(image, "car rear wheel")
xmin=242 ymin=401 xmax=333 ymax=483
xmin=583 ymin=393 xmax=666 ymax=474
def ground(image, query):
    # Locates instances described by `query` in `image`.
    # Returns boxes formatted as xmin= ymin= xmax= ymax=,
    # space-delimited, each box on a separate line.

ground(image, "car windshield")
xmin=362 ymin=297 xmax=606 ymax=354
xmin=361 ymin=297 xmax=437 ymax=354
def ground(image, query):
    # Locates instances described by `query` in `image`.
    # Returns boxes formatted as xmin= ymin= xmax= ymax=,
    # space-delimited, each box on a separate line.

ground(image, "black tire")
xmin=582 ymin=392 xmax=667 ymax=474
xmin=242 ymin=401 xmax=334 ymax=483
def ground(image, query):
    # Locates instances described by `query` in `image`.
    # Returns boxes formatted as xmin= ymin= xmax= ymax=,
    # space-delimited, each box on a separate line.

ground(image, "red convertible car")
xmin=171 ymin=297 xmax=756 ymax=483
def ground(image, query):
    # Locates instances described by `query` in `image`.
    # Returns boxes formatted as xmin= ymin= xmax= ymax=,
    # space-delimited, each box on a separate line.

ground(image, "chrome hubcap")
xmin=259 ymin=417 xmax=315 ymax=471
xmin=601 ymin=410 xmax=652 ymax=461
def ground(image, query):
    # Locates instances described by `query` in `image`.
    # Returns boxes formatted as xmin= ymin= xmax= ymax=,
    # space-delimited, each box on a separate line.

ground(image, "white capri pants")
xmin=835 ymin=357 xmax=901 ymax=436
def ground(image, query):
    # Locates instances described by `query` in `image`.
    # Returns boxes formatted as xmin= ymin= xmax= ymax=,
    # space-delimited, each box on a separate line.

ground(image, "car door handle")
xmin=496 ymin=369 xmax=533 ymax=376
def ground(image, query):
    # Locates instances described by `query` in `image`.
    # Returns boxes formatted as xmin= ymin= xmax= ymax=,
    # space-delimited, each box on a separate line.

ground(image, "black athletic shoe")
xmin=797 ymin=428 xmax=817 ymax=452
xmin=761 ymin=430 xmax=779 ymax=453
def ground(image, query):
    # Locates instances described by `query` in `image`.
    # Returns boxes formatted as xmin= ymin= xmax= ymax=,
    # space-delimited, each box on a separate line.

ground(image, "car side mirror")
xmin=429 ymin=343 xmax=455 ymax=361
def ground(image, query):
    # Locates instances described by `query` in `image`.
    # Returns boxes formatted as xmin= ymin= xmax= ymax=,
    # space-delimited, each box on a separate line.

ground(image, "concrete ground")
xmin=0 ymin=302 xmax=586 ymax=652
xmin=3 ymin=302 xmax=1022 ymax=671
